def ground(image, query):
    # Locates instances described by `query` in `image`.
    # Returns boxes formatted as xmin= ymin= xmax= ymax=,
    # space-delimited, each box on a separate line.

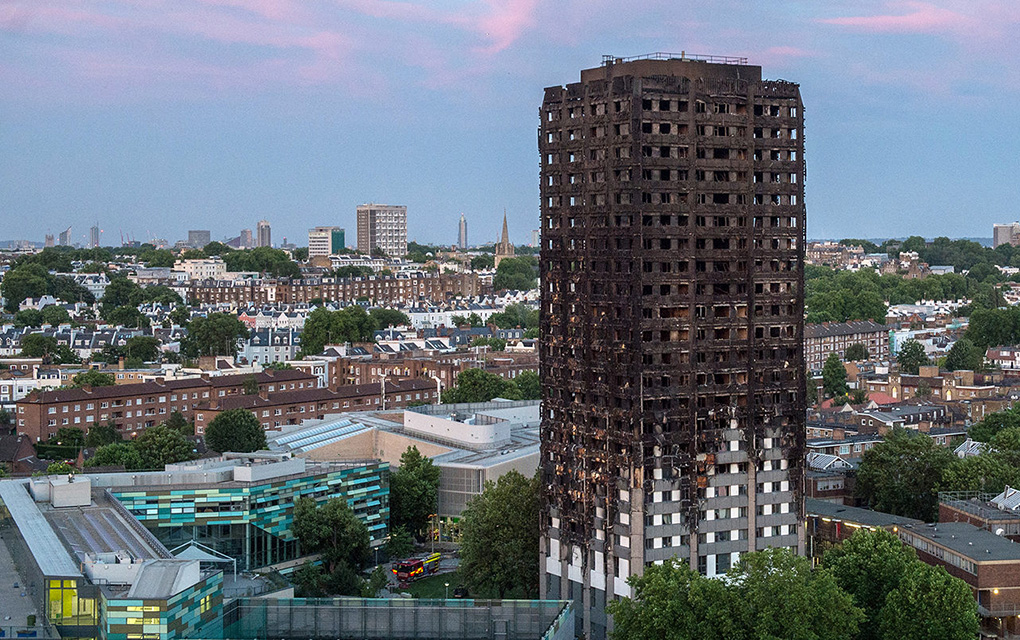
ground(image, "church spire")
xmin=501 ymin=209 xmax=509 ymax=246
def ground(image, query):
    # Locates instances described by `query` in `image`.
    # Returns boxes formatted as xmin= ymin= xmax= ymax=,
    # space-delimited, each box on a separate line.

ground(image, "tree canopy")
xmin=369 ymin=308 xmax=410 ymax=329
xmin=492 ymin=256 xmax=537 ymax=291
xmin=844 ymin=343 xmax=869 ymax=362
xmin=459 ymin=470 xmax=540 ymax=599
xmin=133 ymin=424 xmax=195 ymax=468
xmin=896 ymin=340 xmax=930 ymax=375
xmin=181 ymin=313 xmax=249 ymax=357
xmin=441 ymin=368 xmax=522 ymax=403
xmin=299 ymin=306 xmax=376 ymax=356
xmin=292 ymin=497 xmax=371 ymax=596
xmin=20 ymin=334 xmax=80 ymax=364
xmin=204 ymin=409 xmax=267 ymax=453
xmin=944 ymin=338 xmax=984 ymax=372
xmin=489 ymin=303 xmax=539 ymax=330
xmin=221 ymin=247 xmax=300 ymax=277
xmin=855 ymin=428 xmax=954 ymax=521
xmin=609 ymin=549 xmax=863 ymax=640
xmin=389 ymin=446 xmax=441 ymax=538
xmin=1 ymin=264 xmax=94 ymax=312
xmin=822 ymin=353 xmax=848 ymax=398
xmin=72 ymin=370 xmax=116 ymax=388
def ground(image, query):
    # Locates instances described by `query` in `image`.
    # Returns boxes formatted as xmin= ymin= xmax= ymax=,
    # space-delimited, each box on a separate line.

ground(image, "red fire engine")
xmin=393 ymin=552 xmax=441 ymax=583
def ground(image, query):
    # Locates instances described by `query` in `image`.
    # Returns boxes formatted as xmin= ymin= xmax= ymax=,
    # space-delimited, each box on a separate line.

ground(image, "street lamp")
xmin=444 ymin=582 xmax=450 ymax=599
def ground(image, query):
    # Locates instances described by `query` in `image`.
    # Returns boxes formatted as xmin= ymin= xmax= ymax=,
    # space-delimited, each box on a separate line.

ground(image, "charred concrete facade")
xmin=538 ymin=55 xmax=806 ymax=638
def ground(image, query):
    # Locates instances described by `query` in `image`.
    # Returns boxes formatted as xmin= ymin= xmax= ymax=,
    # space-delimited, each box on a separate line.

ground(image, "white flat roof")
xmin=0 ymin=480 xmax=81 ymax=578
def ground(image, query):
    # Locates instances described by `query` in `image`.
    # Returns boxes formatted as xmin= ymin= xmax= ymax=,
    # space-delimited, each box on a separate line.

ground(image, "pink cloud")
xmin=819 ymin=1 xmax=978 ymax=36
xmin=469 ymin=0 xmax=539 ymax=54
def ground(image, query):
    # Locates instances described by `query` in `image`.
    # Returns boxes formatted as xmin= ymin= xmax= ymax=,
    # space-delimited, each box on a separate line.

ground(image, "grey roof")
xmin=126 ymin=560 xmax=199 ymax=598
xmin=992 ymin=486 xmax=1020 ymax=512
xmin=900 ymin=521 xmax=1020 ymax=562
xmin=0 ymin=480 xmax=82 ymax=578
xmin=805 ymin=320 xmax=889 ymax=339
xmin=805 ymin=498 xmax=923 ymax=529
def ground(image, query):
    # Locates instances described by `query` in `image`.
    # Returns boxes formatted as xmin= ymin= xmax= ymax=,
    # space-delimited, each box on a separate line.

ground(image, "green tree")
xmin=512 ymin=370 xmax=540 ymax=400
xmin=84 ymin=442 xmax=144 ymax=470
xmin=941 ymin=450 xmax=1020 ymax=494
xmin=162 ymin=410 xmax=194 ymax=435
xmin=489 ymin=303 xmax=539 ymax=329
xmin=46 ymin=462 xmax=75 ymax=475
xmin=441 ymin=368 xmax=521 ymax=403
xmin=459 ymin=470 xmax=540 ymax=599
xmin=103 ymin=305 xmax=150 ymax=328
xmin=369 ymin=308 xmax=410 ymax=329
xmin=290 ymin=247 xmax=309 ymax=261
xmin=40 ymin=305 xmax=72 ymax=326
xmin=969 ymin=406 xmax=1020 ymax=442
xmin=385 ymin=525 xmax=416 ymax=560
xmin=470 ymin=254 xmax=495 ymax=270
xmin=292 ymin=497 xmax=371 ymax=594
xmin=389 ymin=446 xmax=441 ymax=537
xmin=137 ymin=285 xmax=183 ymax=306
xmin=133 ymin=424 xmax=195 ymax=469
xmin=823 ymin=528 xmax=918 ymax=640
xmin=204 ymin=409 xmax=267 ymax=453
xmin=12 ymin=309 xmax=44 ymax=327
xmin=609 ymin=549 xmax=863 ymax=640
xmin=492 ymin=256 xmax=538 ymax=291
xmin=242 ymin=375 xmax=260 ymax=395
xmin=100 ymin=277 xmax=142 ymax=308
xmin=169 ymin=305 xmax=191 ymax=326
xmin=124 ymin=336 xmax=161 ymax=362
xmin=844 ymin=343 xmax=869 ymax=361
xmin=855 ymin=428 xmax=954 ymax=521
xmin=140 ymin=249 xmax=177 ymax=267
xmin=822 ymin=353 xmax=848 ymax=398
xmin=878 ymin=562 xmax=978 ymax=640
xmin=1 ymin=264 xmax=51 ymax=312
xmin=471 ymin=336 xmax=506 ymax=351
xmin=896 ymin=340 xmax=930 ymax=375
xmin=609 ymin=558 xmax=736 ymax=640
xmin=299 ymin=306 xmax=376 ymax=356
xmin=85 ymin=420 xmax=123 ymax=447
xmin=944 ymin=338 xmax=984 ymax=372
xmin=181 ymin=313 xmax=249 ymax=357
xmin=202 ymin=241 xmax=234 ymax=256
xmin=20 ymin=334 xmax=80 ymax=363
xmin=71 ymin=370 xmax=116 ymax=388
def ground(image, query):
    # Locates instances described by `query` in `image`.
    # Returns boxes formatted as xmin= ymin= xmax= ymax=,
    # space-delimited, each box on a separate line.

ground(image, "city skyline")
xmin=2 ymin=2 xmax=1019 ymax=244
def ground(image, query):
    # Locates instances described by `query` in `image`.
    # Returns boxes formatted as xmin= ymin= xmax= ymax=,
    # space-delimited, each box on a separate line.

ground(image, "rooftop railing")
xmin=603 ymin=52 xmax=749 ymax=66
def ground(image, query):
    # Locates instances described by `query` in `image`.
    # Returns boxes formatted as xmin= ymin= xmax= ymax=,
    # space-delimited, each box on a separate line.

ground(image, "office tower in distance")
xmin=308 ymin=226 xmax=346 ymax=258
xmin=459 ymin=213 xmax=468 ymax=250
xmin=494 ymin=211 xmax=515 ymax=268
xmin=89 ymin=225 xmax=101 ymax=248
xmin=356 ymin=204 xmax=407 ymax=257
xmin=539 ymin=54 xmax=806 ymax=638
xmin=240 ymin=229 xmax=253 ymax=249
xmin=44 ymin=234 xmax=54 ymax=248
xmin=531 ymin=229 xmax=541 ymax=247
xmin=58 ymin=227 xmax=72 ymax=246
xmin=257 ymin=220 xmax=272 ymax=248
xmin=188 ymin=230 xmax=211 ymax=248
xmin=993 ymin=223 xmax=1020 ymax=248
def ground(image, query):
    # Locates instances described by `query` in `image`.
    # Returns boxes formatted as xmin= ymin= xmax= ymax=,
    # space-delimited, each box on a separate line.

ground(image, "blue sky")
xmin=1 ymin=0 xmax=1018 ymax=246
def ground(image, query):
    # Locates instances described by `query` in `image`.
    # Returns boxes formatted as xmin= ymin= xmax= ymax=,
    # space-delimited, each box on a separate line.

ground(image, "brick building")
xmin=186 ymin=272 xmax=482 ymax=307
xmin=192 ymin=377 xmax=438 ymax=433
xmin=15 ymin=369 xmax=317 ymax=441
xmin=804 ymin=320 xmax=889 ymax=371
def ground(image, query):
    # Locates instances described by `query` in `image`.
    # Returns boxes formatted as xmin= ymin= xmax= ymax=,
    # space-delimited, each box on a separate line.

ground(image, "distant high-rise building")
xmin=494 ymin=211 xmax=515 ymax=268
xmin=256 ymin=220 xmax=272 ymax=248
xmin=188 ymin=230 xmax=211 ymax=248
xmin=308 ymin=226 xmax=345 ymax=258
xmin=89 ymin=225 xmax=101 ymax=248
xmin=44 ymin=234 xmax=54 ymax=248
xmin=58 ymin=227 xmax=72 ymax=246
xmin=356 ymin=204 xmax=407 ymax=257
xmin=458 ymin=213 xmax=468 ymax=250
xmin=993 ymin=223 xmax=1020 ymax=248
xmin=240 ymin=228 xmax=253 ymax=249
xmin=531 ymin=229 xmax=540 ymax=247
xmin=539 ymin=55 xmax=806 ymax=638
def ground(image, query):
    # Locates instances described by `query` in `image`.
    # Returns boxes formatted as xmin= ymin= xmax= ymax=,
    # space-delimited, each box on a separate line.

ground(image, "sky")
xmin=1 ymin=0 xmax=1019 ymax=247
